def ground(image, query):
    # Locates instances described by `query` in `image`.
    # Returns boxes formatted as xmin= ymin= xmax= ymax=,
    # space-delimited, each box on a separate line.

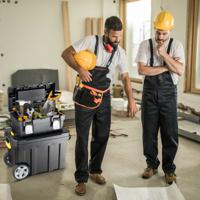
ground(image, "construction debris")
xmin=178 ymin=103 xmax=200 ymax=118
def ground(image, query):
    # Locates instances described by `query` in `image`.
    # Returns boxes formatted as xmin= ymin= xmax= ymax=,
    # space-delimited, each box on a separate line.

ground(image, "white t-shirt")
xmin=135 ymin=38 xmax=185 ymax=85
xmin=72 ymin=35 xmax=128 ymax=81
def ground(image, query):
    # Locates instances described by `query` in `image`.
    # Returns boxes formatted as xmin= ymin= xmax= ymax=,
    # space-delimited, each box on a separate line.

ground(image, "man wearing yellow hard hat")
xmin=135 ymin=11 xmax=185 ymax=184
xmin=62 ymin=16 xmax=138 ymax=195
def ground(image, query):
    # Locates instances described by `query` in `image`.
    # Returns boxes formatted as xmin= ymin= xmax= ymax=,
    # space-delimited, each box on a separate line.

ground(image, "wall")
xmin=0 ymin=0 xmax=66 ymax=99
xmin=68 ymin=0 xmax=119 ymax=43
xmin=0 ymin=0 xmax=119 ymax=105
xmin=68 ymin=0 xmax=102 ymax=44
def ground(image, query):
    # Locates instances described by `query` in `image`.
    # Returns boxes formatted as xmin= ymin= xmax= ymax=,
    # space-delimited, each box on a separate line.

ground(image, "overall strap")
xmin=163 ymin=38 xmax=173 ymax=66
xmin=149 ymin=38 xmax=173 ymax=67
xmin=105 ymin=47 xmax=116 ymax=68
xmin=95 ymin=35 xmax=116 ymax=68
xmin=94 ymin=35 xmax=99 ymax=55
xmin=167 ymin=38 xmax=173 ymax=54
xmin=149 ymin=39 xmax=154 ymax=67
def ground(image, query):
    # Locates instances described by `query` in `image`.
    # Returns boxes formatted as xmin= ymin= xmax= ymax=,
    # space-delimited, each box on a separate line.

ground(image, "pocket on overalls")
xmin=73 ymin=86 xmax=103 ymax=109
xmin=85 ymin=67 xmax=110 ymax=90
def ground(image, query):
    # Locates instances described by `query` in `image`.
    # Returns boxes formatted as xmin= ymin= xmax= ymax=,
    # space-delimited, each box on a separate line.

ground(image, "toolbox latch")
xmin=24 ymin=121 xmax=33 ymax=135
xmin=52 ymin=116 xmax=61 ymax=130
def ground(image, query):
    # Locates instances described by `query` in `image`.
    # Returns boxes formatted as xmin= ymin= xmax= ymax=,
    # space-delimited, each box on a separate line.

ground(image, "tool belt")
xmin=73 ymin=83 xmax=109 ymax=109
xmin=73 ymin=82 xmax=109 ymax=109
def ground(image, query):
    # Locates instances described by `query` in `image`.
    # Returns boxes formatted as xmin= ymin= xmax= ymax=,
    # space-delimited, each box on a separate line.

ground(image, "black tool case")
xmin=8 ymin=83 xmax=65 ymax=137
xmin=4 ymin=128 xmax=69 ymax=180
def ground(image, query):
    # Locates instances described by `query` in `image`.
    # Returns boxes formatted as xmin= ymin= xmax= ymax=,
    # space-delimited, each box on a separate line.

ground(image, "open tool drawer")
xmin=8 ymin=83 xmax=65 ymax=137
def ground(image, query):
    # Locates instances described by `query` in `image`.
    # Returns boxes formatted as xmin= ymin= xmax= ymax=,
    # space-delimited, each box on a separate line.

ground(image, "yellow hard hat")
xmin=74 ymin=50 xmax=96 ymax=71
xmin=154 ymin=11 xmax=174 ymax=31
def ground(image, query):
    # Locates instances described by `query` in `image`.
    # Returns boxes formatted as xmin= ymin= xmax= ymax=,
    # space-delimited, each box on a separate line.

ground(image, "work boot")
xmin=89 ymin=173 xmax=106 ymax=184
xmin=75 ymin=183 xmax=86 ymax=196
xmin=142 ymin=167 xmax=158 ymax=179
xmin=165 ymin=173 xmax=176 ymax=185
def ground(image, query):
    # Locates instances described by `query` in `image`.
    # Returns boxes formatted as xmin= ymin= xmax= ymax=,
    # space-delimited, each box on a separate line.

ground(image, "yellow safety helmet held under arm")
xmin=74 ymin=50 xmax=97 ymax=71
xmin=154 ymin=11 xmax=174 ymax=31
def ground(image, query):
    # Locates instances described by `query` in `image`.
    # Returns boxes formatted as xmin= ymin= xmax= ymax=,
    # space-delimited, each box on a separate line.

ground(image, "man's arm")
xmin=61 ymin=46 xmax=92 ymax=82
xmin=137 ymin=62 xmax=169 ymax=76
xmin=121 ymin=72 xmax=138 ymax=117
xmin=157 ymin=44 xmax=185 ymax=76
xmin=162 ymin=54 xmax=185 ymax=76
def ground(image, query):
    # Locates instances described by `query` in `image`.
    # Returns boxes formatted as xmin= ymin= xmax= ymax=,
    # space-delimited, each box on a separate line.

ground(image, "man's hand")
xmin=121 ymin=72 xmax=138 ymax=118
xmin=157 ymin=42 xmax=167 ymax=57
xmin=78 ymin=67 xmax=92 ymax=82
xmin=127 ymin=98 xmax=138 ymax=118
xmin=156 ymin=42 xmax=185 ymax=76
xmin=61 ymin=46 xmax=93 ymax=82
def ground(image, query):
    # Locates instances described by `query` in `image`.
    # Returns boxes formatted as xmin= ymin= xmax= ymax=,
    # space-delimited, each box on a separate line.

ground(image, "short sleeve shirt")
xmin=72 ymin=35 xmax=128 ymax=81
xmin=135 ymin=38 xmax=185 ymax=85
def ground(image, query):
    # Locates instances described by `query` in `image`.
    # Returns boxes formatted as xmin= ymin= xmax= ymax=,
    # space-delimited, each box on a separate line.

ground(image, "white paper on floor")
xmin=0 ymin=184 xmax=12 ymax=200
xmin=114 ymin=183 xmax=185 ymax=200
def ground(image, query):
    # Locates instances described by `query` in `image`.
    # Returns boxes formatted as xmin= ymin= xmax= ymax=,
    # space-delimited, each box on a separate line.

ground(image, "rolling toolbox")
xmin=4 ymin=128 xmax=69 ymax=180
xmin=8 ymin=83 xmax=65 ymax=137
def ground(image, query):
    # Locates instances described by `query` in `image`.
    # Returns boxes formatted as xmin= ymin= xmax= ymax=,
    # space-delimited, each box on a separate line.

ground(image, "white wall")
xmin=0 ymin=0 xmax=66 ymax=95
xmin=0 ymin=0 xmax=119 ymax=105
xmin=68 ymin=0 xmax=102 ymax=43
xmin=68 ymin=0 xmax=119 ymax=43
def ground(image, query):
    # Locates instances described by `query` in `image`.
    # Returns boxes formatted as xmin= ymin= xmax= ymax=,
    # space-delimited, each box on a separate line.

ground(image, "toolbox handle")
xmin=24 ymin=120 xmax=32 ymax=126
xmin=51 ymin=115 xmax=60 ymax=121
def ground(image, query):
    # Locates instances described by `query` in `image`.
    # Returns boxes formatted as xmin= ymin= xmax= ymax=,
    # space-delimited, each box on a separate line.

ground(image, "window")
xmin=185 ymin=0 xmax=200 ymax=94
xmin=120 ymin=0 xmax=151 ymax=83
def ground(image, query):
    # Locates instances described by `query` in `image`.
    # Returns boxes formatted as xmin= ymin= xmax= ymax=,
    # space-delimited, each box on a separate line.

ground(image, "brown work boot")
xmin=89 ymin=173 xmax=106 ymax=185
xmin=142 ymin=167 xmax=158 ymax=179
xmin=75 ymin=183 xmax=86 ymax=196
xmin=165 ymin=173 xmax=176 ymax=185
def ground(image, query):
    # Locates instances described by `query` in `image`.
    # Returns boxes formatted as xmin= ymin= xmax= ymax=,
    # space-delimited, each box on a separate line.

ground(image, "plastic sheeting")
xmin=114 ymin=183 xmax=185 ymax=200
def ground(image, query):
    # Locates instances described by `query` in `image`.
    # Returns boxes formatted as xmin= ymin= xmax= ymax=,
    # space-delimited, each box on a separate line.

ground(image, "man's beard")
xmin=106 ymin=36 xmax=119 ymax=48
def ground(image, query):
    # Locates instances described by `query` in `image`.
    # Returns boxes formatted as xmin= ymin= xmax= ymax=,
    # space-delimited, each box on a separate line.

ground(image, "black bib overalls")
xmin=74 ymin=36 xmax=116 ymax=183
xmin=141 ymin=38 xmax=178 ymax=173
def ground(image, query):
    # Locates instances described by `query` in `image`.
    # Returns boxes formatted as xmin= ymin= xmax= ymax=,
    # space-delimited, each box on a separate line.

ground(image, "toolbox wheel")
xmin=3 ymin=152 xmax=13 ymax=167
xmin=13 ymin=164 xmax=30 ymax=180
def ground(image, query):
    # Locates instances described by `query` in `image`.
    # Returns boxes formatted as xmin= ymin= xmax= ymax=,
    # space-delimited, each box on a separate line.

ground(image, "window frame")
xmin=185 ymin=0 xmax=200 ymax=94
xmin=119 ymin=0 xmax=147 ymax=84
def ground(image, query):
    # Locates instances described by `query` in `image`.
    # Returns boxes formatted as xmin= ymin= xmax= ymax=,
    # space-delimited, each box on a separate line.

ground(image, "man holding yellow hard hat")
xmin=62 ymin=16 xmax=138 ymax=195
xmin=135 ymin=11 xmax=185 ymax=184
